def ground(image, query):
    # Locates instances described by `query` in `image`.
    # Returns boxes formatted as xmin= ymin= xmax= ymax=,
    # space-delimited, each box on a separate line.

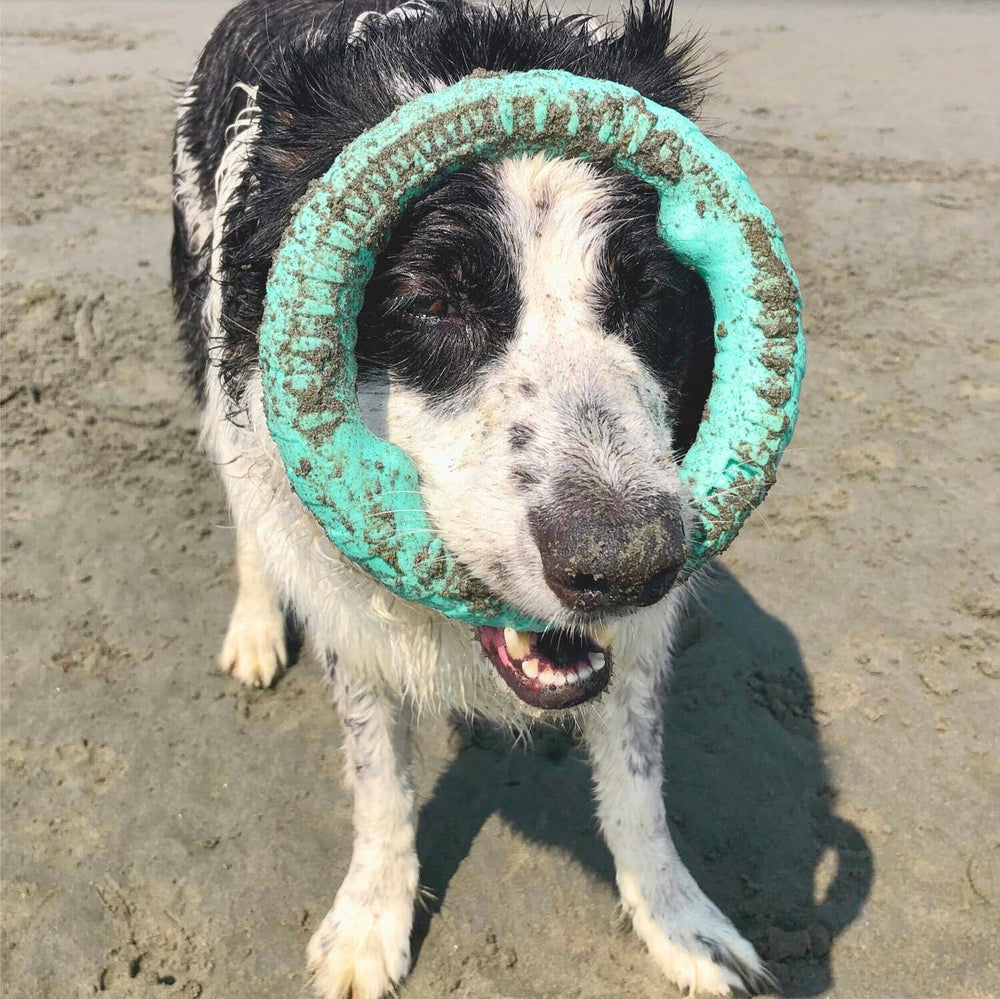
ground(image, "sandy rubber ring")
xmin=259 ymin=69 xmax=805 ymax=630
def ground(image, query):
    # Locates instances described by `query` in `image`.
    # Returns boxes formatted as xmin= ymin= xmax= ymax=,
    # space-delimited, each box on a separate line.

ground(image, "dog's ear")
xmin=582 ymin=0 xmax=712 ymax=123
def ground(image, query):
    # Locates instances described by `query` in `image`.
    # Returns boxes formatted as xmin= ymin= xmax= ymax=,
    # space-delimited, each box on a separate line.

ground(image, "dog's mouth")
xmin=475 ymin=625 xmax=611 ymax=710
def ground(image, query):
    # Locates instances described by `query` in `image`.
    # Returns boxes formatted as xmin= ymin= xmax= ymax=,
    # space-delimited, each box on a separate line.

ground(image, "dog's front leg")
xmin=218 ymin=526 xmax=287 ymax=688
xmin=581 ymin=660 xmax=771 ymax=996
xmin=308 ymin=655 xmax=417 ymax=999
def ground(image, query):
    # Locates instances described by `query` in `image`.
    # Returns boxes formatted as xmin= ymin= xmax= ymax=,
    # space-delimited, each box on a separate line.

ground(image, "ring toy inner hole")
xmin=259 ymin=69 xmax=805 ymax=631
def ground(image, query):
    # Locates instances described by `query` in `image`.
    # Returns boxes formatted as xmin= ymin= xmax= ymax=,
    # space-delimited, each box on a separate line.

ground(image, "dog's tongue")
xmin=476 ymin=625 xmax=610 ymax=709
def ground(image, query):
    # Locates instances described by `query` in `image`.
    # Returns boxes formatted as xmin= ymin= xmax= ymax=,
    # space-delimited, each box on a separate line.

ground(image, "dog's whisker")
xmin=749 ymin=506 xmax=779 ymax=549
xmin=365 ymin=507 xmax=436 ymax=518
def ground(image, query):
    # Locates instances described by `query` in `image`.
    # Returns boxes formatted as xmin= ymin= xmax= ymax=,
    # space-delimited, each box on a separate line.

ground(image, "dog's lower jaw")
xmin=581 ymin=659 xmax=772 ymax=997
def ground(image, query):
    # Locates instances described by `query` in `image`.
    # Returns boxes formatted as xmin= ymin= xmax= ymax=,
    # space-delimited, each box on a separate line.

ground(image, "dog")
xmin=172 ymin=0 xmax=774 ymax=994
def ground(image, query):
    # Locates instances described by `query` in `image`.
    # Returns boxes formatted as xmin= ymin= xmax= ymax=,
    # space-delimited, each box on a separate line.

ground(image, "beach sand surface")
xmin=2 ymin=2 xmax=998 ymax=996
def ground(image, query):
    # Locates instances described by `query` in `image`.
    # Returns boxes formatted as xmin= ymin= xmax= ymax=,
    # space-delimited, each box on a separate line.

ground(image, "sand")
xmin=2 ymin=2 xmax=998 ymax=997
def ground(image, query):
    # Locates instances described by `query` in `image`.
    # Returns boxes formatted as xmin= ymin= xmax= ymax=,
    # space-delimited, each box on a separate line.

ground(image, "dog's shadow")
xmin=411 ymin=569 xmax=873 ymax=996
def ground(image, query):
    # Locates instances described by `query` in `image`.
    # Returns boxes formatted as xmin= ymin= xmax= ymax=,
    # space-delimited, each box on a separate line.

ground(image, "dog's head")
xmin=211 ymin=0 xmax=715 ymax=711
xmin=356 ymin=153 xmax=714 ymax=710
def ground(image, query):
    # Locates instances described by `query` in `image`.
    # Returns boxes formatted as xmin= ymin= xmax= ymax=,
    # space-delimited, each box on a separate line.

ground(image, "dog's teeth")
xmin=503 ymin=627 xmax=532 ymax=660
xmin=521 ymin=658 xmax=539 ymax=679
xmin=538 ymin=668 xmax=557 ymax=686
xmin=578 ymin=664 xmax=593 ymax=681
xmin=564 ymin=670 xmax=578 ymax=685
xmin=589 ymin=652 xmax=606 ymax=671
xmin=551 ymin=671 xmax=567 ymax=687
xmin=591 ymin=624 xmax=617 ymax=648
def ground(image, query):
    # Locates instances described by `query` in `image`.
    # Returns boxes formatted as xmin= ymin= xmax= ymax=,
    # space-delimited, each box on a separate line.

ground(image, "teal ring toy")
xmin=259 ymin=69 xmax=805 ymax=631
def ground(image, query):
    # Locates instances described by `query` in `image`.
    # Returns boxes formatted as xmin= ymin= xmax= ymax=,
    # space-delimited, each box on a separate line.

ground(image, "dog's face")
xmin=356 ymin=153 xmax=714 ymax=711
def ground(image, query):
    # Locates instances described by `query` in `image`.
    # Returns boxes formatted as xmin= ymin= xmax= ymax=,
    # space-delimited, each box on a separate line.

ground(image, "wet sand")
xmin=2 ymin=2 xmax=998 ymax=996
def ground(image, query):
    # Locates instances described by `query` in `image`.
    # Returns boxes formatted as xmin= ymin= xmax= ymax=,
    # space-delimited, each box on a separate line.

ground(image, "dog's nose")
xmin=529 ymin=487 xmax=687 ymax=612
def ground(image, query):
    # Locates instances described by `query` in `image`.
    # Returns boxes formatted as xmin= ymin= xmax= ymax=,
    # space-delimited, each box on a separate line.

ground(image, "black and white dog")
xmin=172 ymin=0 xmax=772 ymax=994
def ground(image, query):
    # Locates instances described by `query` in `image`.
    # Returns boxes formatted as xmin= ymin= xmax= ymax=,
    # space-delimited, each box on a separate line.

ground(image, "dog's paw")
xmin=218 ymin=601 xmax=286 ymax=688
xmin=639 ymin=918 xmax=771 ymax=996
xmin=621 ymin=875 xmax=773 ymax=996
xmin=307 ymin=893 xmax=412 ymax=999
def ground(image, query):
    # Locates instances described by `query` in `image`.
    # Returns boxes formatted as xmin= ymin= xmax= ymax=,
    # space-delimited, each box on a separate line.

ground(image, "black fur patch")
xmin=596 ymin=173 xmax=716 ymax=455
xmin=169 ymin=202 xmax=211 ymax=399
xmin=358 ymin=167 xmax=520 ymax=403
xmin=512 ymin=467 xmax=541 ymax=488
xmin=508 ymin=424 xmax=535 ymax=450
xmin=323 ymin=649 xmax=339 ymax=684
xmin=171 ymin=0 xmax=710 ymax=410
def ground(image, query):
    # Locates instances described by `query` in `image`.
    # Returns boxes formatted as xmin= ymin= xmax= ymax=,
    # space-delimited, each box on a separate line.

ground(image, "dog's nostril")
xmin=529 ymin=487 xmax=687 ymax=612
xmin=570 ymin=571 xmax=603 ymax=593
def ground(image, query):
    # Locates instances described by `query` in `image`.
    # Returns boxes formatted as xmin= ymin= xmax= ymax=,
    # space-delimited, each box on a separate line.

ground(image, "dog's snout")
xmin=529 ymin=487 xmax=686 ymax=613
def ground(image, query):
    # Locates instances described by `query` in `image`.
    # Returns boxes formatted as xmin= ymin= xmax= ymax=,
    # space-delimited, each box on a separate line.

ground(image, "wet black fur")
xmin=597 ymin=177 xmax=715 ymax=454
xmin=359 ymin=168 xmax=521 ymax=403
xmin=172 ymin=0 xmax=713 ymax=446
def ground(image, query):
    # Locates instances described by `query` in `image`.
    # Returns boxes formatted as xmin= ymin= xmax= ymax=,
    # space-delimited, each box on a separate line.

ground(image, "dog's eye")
xmin=407 ymin=297 xmax=460 ymax=320
xmin=633 ymin=278 xmax=666 ymax=302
